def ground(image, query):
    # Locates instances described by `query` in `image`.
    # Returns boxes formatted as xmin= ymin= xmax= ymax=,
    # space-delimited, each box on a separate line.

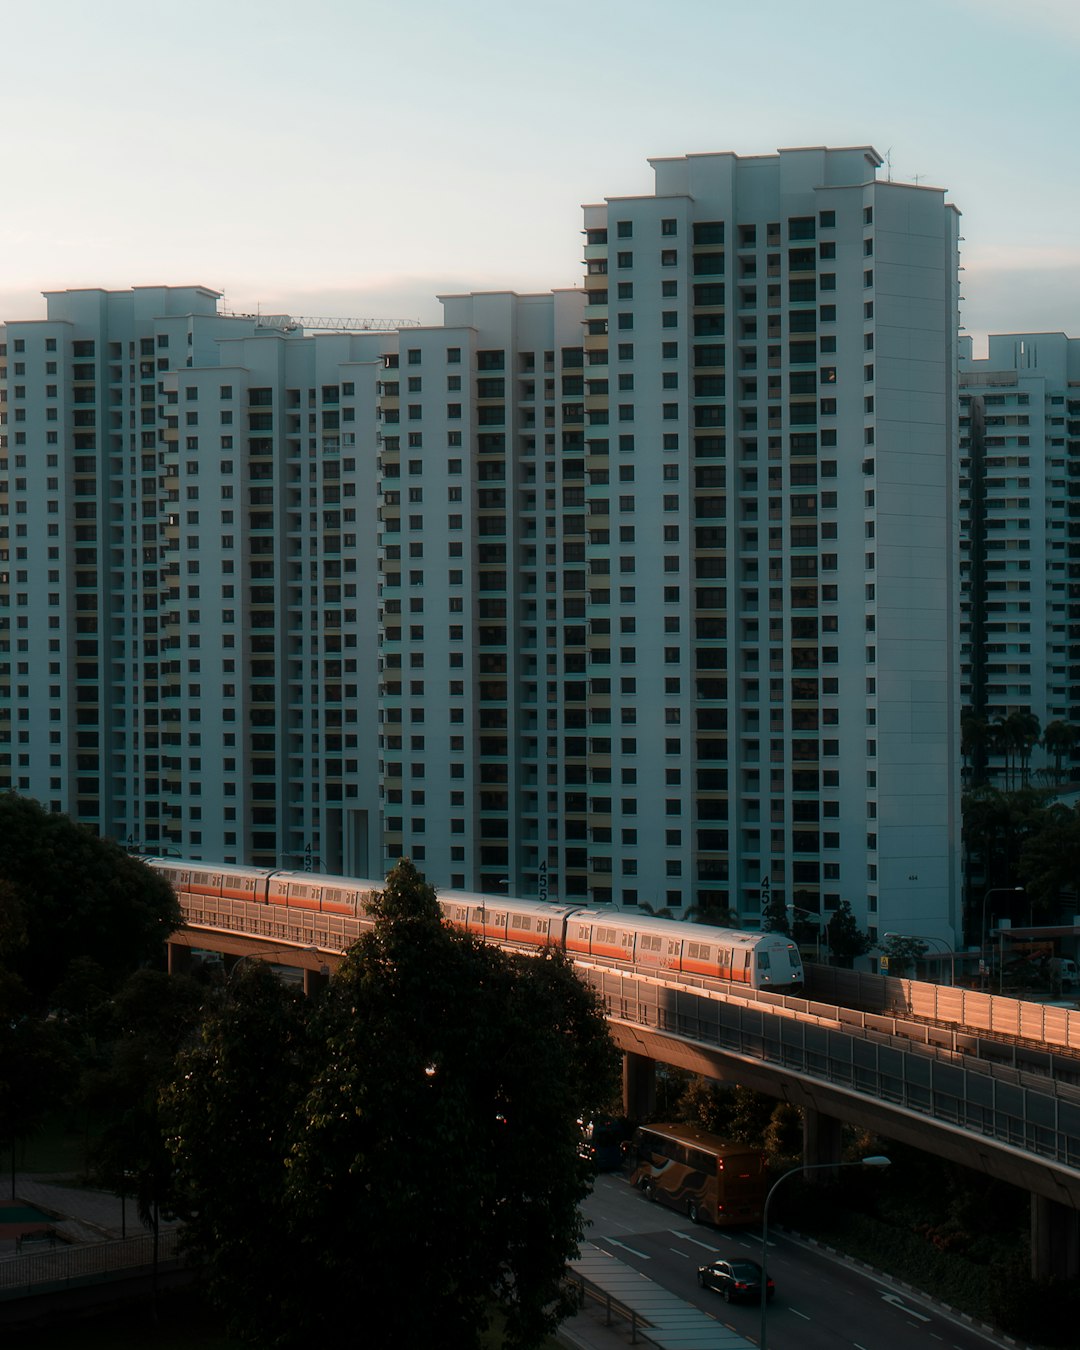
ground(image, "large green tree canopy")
xmin=0 ymin=792 xmax=180 ymax=1008
xmin=165 ymin=858 xmax=619 ymax=1350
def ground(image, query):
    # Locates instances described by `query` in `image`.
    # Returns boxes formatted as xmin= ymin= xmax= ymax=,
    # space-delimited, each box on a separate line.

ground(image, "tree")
xmin=1042 ymin=720 xmax=1077 ymax=786
xmin=962 ymin=785 xmax=1054 ymax=941
xmin=1020 ymin=805 xmax=1080 ymax=919
xmin=760 ymin=882 xmax=790 ymax=935
xmin=162 ymin=961 xmax=313 ymax=1334
xmin=86 ymin=970 xmax=206 ymax=1233
xmin=165 ymin=859 xmax=619 ymax=1350
xmin=826 ymin=899 xmax=871 ymax=968
xmin=1010 ymin=710 xmax=1041 ymax=788
xmin=880 ymin=934 xmax=927 ymax=977
xmin=0 ymin=793 xmax=180 ymax=1009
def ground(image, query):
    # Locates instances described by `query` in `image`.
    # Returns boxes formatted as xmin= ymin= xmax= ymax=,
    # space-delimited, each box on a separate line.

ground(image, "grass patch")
xmin=785 ymin=1205 xmax=997 ymax=1323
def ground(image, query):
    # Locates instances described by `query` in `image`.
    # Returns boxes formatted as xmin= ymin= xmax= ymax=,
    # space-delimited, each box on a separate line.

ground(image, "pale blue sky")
xmin=2 ymin=0 xmax=1077 ymax=351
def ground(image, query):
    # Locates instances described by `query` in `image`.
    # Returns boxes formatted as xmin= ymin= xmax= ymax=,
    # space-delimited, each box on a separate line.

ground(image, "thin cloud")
xmin=964 ymin=243 xmax=1080 ymax=272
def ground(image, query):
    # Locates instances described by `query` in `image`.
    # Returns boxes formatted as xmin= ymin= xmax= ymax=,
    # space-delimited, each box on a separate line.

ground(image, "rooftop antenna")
xmin=883 ymin=147 xmax=893 ymax=182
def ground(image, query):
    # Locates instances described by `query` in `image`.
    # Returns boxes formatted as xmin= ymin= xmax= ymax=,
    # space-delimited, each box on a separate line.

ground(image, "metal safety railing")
xmin=0 ymin=1230 xmax=181 ymax=1296
xmin=563 ymin=1267 xmax=662 ymax=1348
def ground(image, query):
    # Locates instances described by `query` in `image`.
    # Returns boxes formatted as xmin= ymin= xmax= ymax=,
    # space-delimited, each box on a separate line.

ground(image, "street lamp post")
xmin=760 ymin=1155 xmax=890 ymax=1350
xmin=980 ymin=888 xmax=1023 ymax=990
xmin=883 ymin=932 xmax=957 ymax=986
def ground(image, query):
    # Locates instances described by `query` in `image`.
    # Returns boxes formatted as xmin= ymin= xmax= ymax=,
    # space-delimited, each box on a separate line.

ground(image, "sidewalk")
xmin=558 ymin=1244 xmax=755 ymax=1350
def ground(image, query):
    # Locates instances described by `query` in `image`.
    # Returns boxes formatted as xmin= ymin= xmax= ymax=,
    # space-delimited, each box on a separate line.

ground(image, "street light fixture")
xmin=980 ymin=887 xmax=1023 ymax=990
xmin=760 ymin=1155 xmax=890 ymax=1350
xmin=787 ymin=905 xmax=826 ymax=963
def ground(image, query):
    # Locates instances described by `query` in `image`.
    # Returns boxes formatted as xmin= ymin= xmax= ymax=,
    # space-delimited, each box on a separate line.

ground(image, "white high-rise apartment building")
xmin=1 ymin=144 xmax=964 ymax=945
xmin=0 ymin=287 xmax=392 ymax=869
xmin=560 ymin=146 xmax=962 ymax=942
xmin=959 ymin=333 xmax=1080 ymax=782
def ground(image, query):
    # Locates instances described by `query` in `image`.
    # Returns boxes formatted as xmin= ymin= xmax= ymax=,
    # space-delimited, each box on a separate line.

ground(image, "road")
xmin=580 ymin=1174 xmax=1010 ymax=1350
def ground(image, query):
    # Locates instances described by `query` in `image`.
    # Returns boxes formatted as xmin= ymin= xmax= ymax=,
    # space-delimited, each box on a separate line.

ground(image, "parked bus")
xmin=629 ymin=1123 xmax=767 ymax=1227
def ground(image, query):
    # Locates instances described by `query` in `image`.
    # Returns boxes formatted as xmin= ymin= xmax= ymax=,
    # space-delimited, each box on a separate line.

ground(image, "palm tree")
xmin=991 ymin=714 xmax=1018 ymax=789
xmin=1042 ymin=720 xmax=1077 ymax=786
xmin=1009 ymin=710 xmax=1041 ymax=787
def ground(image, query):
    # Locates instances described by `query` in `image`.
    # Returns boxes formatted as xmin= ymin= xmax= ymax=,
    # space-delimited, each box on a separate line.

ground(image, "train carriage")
xmin=148 ymin=860 xmax=277 ymax=905
xmin=438 ymin=891 xmax=578 ymax=950
xmin=148 ymin=859 xmax=803 ymax=994
xmin=266 ymin=870 xmax=382 ymax=918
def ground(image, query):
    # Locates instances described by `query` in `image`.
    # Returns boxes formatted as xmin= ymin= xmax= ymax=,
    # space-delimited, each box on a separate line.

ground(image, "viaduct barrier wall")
xmin=807 ymin=965 xmax=1080 ymax=1054
xmin=174 ymin=896 xmax=1080 ymax=1207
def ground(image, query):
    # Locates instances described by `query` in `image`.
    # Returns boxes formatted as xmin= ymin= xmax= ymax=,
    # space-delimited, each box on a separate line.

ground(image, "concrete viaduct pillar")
xmin=802 ymin=1107 xmax=843 ymax=1178
xmin=622 ymin=1052 xmax=656 ymax=1121
xmin=303 ymin=966 xmax=330 ymax=997
xmin=167 ymin=941 xmax=192 ymax=975
xmin=1031 ymin=1194 xmax=1080 ymax=1281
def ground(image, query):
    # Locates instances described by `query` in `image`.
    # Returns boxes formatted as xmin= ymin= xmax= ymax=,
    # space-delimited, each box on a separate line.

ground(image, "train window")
xmin=667 ymin=940 xmax=681 ymax=955
xmin=596 ymin=926 xmax=617 ymax=943
xmin=757 ymin=951 xmax=770 ymax=969
xmin=687 ymin=942 xmax=713 ymax=961
xmin=511 ymin=914 xmax=531 ymax=930
xmin=538 ymin=920 xmax=549 ymax=935
xmin=640 ymin=934 xmax=661 ymax=952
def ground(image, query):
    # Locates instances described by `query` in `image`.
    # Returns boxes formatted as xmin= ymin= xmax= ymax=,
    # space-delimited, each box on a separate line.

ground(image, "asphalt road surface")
xmin=580 ymin=1174 xmax=1011 ymax=1350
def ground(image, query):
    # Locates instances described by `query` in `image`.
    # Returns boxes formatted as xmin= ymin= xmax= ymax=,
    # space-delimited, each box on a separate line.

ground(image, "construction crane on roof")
xmin=222 ymin=311 xmax=422 ymax=333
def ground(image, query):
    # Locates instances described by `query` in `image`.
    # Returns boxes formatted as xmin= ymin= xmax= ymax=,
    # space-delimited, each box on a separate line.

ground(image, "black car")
xmin=697 ymin=1256 xmax=775 ymax=1303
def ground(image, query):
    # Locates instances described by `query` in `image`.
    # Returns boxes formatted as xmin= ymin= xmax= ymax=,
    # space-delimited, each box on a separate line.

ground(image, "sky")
xmin=1 ymin=0 xmax=1077 ymax=354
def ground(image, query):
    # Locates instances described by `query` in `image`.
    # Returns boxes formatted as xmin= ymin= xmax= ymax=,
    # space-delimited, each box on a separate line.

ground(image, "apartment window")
xmin=617 ymin=252 xmax=633 ymax=269
xmin=661 ymin=218 xmax=677 ymax=236
xmin=617 ymin=343 xmax=634 ymax=360
xmin=616 ymin=221 xmax=632 ymax=238
xmin=661 ymin=250 xmax=677 ymax=266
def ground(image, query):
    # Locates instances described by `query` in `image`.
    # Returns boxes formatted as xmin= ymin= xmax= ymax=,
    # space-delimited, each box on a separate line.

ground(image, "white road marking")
xmin=854 ymin=1343 xmax=870 ymax=1349
xmin=669 ymin=1232 xmax=720 ymax=1251
xmin=791 ymin=1308 xmax=811 ymax=1321
xmin=880 ymin=1291 xmax=931 ymax=1323
xmin=605 ymin=1238 xmax=651 ymax=1259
